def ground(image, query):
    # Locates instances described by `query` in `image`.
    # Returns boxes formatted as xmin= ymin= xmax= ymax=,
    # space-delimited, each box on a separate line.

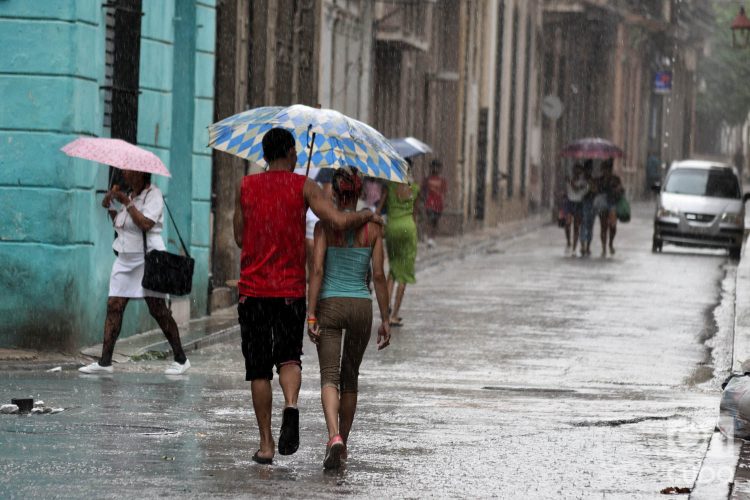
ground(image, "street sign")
xmin=654 ymin=71 xmax=672 ymax=94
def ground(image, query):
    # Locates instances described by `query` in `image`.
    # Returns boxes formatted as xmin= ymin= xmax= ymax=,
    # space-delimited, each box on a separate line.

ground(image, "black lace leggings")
xmin=99 ymin=297 xmax=187 ymax=366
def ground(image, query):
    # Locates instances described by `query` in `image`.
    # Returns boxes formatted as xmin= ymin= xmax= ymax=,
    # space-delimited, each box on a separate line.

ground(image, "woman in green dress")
xmin=377 ymin=180 xmax=420 ymax=326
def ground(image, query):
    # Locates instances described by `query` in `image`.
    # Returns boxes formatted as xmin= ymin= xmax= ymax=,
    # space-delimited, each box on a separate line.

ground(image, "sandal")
xmin=252 ymin=450 xmax=273 ymax=465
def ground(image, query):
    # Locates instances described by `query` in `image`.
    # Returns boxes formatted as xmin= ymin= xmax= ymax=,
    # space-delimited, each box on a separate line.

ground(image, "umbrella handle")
xmin=305 ymin=131 xmax=316 ymax=177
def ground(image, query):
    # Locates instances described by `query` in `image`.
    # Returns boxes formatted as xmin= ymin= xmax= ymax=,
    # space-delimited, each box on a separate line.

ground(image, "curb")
xmin=0 ymin=360 xmax=83 ymax=373
xmin=728 ymin=233 xmax=750 ymax=498
xmin=692 ymin=229 xmax=750 ymax=498
xmin=734 ymin=236 xmax=750 ymax=373
xmin=145 ymin=324 xmax=240 ymax=356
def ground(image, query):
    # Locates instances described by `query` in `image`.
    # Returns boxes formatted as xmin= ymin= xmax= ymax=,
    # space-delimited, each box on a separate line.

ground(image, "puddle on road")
xmin=572 ymin=414 xmax=678 ymax=428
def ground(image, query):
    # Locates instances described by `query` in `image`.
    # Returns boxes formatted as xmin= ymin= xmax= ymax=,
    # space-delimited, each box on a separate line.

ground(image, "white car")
xmin=652 ymin=160 xmax=749 ymax=258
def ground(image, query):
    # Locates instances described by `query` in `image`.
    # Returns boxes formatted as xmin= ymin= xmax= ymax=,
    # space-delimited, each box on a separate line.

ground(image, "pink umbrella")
xmin=61 ymin=137 xmax=171 ymax=177
xmin=560 ymin=137 xmax=624 ymax=160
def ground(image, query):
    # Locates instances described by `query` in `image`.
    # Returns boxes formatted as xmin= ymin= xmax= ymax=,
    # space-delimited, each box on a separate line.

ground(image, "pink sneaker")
xmin=323 ymin=435 xmax=345 ymax=469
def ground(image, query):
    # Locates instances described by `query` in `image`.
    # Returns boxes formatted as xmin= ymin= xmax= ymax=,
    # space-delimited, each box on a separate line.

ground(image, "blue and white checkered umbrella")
xmin=208 ymin=105 xmax=410 ymax=183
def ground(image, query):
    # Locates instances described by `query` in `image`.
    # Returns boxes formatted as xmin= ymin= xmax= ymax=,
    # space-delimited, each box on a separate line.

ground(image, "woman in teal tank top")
xmin=307 ymin=167 xmax=391 ymax=470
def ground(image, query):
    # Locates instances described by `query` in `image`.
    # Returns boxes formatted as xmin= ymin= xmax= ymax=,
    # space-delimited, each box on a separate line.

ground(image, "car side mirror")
xmin=744 ymin=192 xmax=750 ymax=203
xmin=651 ymin=182 xmax=661 ymax=194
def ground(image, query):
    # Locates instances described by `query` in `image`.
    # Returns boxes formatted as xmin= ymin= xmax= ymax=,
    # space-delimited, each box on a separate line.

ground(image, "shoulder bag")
xmin=141 ymin=201 xmax=195 ymax=296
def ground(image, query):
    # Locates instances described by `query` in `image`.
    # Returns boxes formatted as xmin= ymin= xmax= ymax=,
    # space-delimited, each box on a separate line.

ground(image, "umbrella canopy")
xmin=560 ymin=138 xmax=624 ymax=159
xmin=389 ymin=137 xmax=433 ymax=159
xmin=208 ymin=105 xmax=410 ymax=183
xmin=61 ymin=137 xmax=171 ymax=177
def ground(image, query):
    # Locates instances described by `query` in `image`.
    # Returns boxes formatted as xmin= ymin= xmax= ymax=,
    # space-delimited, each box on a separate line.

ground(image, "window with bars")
xmin=101 ymin=0 xmax=142 ymax=142
xmin=101 ymin=0 xmax=142 ymax=186
xmin=103 ymin=7 xmax=115 ymax=129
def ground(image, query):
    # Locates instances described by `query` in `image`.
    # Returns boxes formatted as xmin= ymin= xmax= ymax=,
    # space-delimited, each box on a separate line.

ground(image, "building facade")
xmin=372 ymin=0 xmax=544 ymax=233
xmin=0 ymin=0 xmax=216 ymax=349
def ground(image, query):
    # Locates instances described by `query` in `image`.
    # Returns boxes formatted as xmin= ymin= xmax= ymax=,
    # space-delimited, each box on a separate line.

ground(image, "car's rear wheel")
xmin=730 ymin=246 xmax=742 ymax=260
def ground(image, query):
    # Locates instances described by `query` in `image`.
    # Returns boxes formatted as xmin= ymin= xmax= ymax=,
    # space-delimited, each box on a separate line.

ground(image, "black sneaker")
xmin=278 ymin=407 xmax=299 ymax=455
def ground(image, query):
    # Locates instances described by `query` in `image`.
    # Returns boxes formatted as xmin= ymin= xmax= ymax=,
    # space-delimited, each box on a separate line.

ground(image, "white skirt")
xmin=109 ymin=253 xmax=167 ymax=299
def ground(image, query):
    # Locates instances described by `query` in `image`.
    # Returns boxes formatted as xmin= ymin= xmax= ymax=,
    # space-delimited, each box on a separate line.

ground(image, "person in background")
xmin=565 ymin=163 xmax=589 ymax=257
xmin=233 ymin=128 xmax=381 ymax=465
xmin=300 ymin=168 xmax=334 ymax=275
xmin=361 ymin=178 xmax=385 ymax=214
xmin=377 ymin=176 xmax=419 ymax=327
xmin=422 ymin=159 xmax=448 ymax=248
xmin=646 ymin=151 xmax=661 ymax=192
xmin=79 ymin=170 xmax=190 ymax=375
xmin=307 ymin=167 xmax=391 ymax=469
xmin=597 ymin=159 xmax=624 ymax=257
xmin=579 ymin=160 xmax=596 ymax=257
xmin=734 ymin=148 xmax=745 ymax=180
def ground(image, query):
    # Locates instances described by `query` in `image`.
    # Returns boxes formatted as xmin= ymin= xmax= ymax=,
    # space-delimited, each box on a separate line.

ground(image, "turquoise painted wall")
xmin=0 ymin=0 xmax=215 ymax=349
xmin=191 ymin=1 xmax=216 ymax=317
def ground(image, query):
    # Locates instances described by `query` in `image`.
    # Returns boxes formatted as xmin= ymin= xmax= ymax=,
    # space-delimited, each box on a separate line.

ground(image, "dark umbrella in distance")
xmin=560 ymin=138 xmax=624 ymax=159
xmin=389 ymin=137 xmax=433 ymax=159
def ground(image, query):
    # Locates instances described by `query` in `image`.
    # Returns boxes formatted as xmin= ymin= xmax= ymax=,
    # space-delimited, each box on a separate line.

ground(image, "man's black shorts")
xmin=237 ymin=296 xmax=305 ymax=381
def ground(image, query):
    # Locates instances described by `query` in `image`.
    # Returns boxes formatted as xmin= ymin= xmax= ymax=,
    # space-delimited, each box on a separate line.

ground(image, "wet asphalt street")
xmin=0 ymin=206 xmax=736 ymax=499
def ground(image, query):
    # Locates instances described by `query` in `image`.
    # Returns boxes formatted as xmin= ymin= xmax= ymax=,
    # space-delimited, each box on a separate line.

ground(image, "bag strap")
xmin=139 ymin=189 xmax=191 ymax=258
xmin=163 ymin=200 xmax=191 ymax=258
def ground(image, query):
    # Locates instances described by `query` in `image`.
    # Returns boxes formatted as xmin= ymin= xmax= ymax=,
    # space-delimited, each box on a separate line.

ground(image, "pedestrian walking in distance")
xmin=422 ymin=159 xmax=447 ymax=248
xmin=594 ymin=158 xmax=624 ymax=257
xmin=565 ymin=163 xmax=589 ymax=257
xmin=307 ymin=167 xmax=391 ymax=469
xmin=79 ymin=170 xmax=190 ymax=375
xmin=233 ymin=128 xmax=381 ymax=465
xmin=377 ymin=177 xmax=420 ymax=327
xmin=579 ymin=160 xmax=596 ymax=257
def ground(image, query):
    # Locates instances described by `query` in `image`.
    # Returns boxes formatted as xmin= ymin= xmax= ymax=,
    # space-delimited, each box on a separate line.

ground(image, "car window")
xmin=664 ymin=168 xmax=740 ymax=199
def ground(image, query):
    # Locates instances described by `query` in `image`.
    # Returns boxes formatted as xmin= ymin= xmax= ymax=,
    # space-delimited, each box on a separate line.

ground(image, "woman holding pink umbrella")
xmin=78 ymin=169 xmax=190 ymax=375
xmin=61 ymin=136 xmax=190 ymax=376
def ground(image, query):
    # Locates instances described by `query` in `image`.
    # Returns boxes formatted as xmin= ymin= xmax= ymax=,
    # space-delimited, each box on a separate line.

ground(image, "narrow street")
xmin=0 ymin=206 xmax=735 ymax=498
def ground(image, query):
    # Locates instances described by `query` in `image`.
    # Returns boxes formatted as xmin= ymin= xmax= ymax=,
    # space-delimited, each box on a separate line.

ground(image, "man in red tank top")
xmin=422 ymin=159 xmax=448 ymax=247
xmin=233 ymin=128 xmax=380 ymax=464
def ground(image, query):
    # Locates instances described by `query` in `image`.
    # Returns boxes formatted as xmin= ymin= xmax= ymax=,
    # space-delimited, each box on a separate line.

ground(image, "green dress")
xmin=384 ymin=182 xmax=419 ymax=284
